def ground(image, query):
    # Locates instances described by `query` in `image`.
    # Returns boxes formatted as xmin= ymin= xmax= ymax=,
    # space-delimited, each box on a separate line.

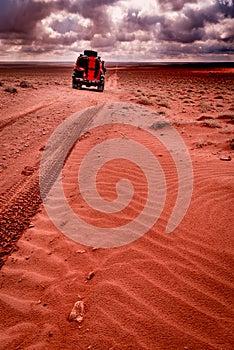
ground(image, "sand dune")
xmin=0 ymin=65 xmax=234 ymax=349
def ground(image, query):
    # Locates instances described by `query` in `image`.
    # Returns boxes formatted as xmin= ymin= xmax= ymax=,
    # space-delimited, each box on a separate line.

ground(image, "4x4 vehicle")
xmin=72 ymin=50 xmax=106 ymax=92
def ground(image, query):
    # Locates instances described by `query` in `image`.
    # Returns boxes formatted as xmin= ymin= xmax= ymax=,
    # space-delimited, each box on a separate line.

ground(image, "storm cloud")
xmin=0 ymin=0 xmax=233 ymax=61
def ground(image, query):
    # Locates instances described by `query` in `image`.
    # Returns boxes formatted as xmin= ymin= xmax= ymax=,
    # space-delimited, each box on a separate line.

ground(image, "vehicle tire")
xmin=72 ymin=78 xmax=77 ymax=89
xmin=77 ymin=83 xmax=82 ymax=90
xmin=97 ymin=83 xmax=104 ymax=92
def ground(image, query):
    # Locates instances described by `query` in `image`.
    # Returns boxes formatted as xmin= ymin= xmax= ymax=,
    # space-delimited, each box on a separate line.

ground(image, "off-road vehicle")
xmin=72 ymin=50 xmax=106 ymax=92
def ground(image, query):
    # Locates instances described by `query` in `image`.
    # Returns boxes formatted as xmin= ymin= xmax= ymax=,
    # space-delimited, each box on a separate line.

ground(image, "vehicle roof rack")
xmin=84 ymin=50 xmax=98 ymax=57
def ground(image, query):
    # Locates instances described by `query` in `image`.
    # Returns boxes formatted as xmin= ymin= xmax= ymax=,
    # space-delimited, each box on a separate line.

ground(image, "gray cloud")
xmin=0 ymin=0 xmax=233 ymax=60
xmin=0 ymin=0 xmax=54 ymax=34
xmin=157 ymin=0 xmax=197 ymax=11
xmin=217 ymin=0 xmax=234 ymax=17
xmin=0 ymin=0 xmax=119 ymax=37
xmin=159 ymin=18 xmax=193 ymax=43
xmin=158 ymin=2 xmax=218 ymax=43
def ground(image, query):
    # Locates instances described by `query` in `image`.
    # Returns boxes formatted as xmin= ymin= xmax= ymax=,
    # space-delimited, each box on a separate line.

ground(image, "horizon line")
xmin=0 ymin=60 xmax=233 ymax=65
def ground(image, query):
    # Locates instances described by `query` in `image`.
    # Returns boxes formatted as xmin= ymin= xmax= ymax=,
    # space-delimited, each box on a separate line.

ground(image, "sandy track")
xmin=0 ymin=68 xmax=121 ymax=267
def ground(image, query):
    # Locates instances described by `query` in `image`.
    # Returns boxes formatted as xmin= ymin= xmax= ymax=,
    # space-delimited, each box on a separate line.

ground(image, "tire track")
xmin=0 ymin=100 xmax=55 ymax=131
xmin=0 ymin=104 xmax=104 ymax=268
xmin=40 ymin=104 xmax=104 ymax=198
xmin=0 ymin=172 xmax=41 ymax=268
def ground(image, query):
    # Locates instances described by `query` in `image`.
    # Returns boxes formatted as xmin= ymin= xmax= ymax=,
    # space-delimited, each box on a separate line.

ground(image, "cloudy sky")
xmin=0 ymin=0 xmax=233 ymax=62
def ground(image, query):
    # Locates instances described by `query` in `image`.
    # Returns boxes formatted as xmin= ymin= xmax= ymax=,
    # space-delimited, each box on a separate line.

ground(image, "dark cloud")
xmin=154 ymin=0 xmax=234 ymax=47
xmin=0 ymin=0 xmax=119 ymax=37
xmin=0 ymin=0 xmax=52 ymax=34
xmin=216 ymin=0 xmax=234 ymax=17
xmin=158 ymin=2 xmax=218 ymax=43
xmin=0 ymin=0 xmax=233 ymax=60
xmin=159 ymin=24 xmax=205 ymax=44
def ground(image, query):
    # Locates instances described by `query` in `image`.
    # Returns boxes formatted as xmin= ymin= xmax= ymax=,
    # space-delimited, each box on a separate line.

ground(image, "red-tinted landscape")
xmin=0 ymin=63 xmax=234 ymax=349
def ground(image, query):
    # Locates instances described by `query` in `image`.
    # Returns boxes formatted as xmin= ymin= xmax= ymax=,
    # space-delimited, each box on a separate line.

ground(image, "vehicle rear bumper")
xmin=73 ymin=77 xmax=103 ymax=87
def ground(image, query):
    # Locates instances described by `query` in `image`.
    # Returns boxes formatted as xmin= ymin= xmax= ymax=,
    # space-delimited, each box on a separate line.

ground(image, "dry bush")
xmin=158 ymin=100 xmax=170 ymax=109
xmin=194 ymin=140 xmax=214 ymax=149
xmin=201 ymin=119 xmax=221 ymax=128
xmin=4 ymin=86 xmax=18 ymax=93
xmin=20 ymin=80 xmax=33 ymax=88
xmin=200 ymin=102 xmax=213 ymax=113
xmin=136 ymin=96 xmax=152 ymax=105
xmin=228 ymin=138 xmax=234 ymax=149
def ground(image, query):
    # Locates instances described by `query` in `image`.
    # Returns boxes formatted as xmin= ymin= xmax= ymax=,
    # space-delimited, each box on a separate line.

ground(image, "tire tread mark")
xmin=0 ymin=104 xmax=104 ymax=268
xmin=40 ymin=104 xmax=104 ymax=198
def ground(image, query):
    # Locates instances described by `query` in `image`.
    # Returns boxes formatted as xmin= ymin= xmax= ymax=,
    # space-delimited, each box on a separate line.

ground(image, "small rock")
xmin=21 ymin=166 xmax=34 ymax=176
xmin=76 ymin=249 xmax=86 ymax=254
xmin=220 ymin=156 xmax=231 ymax=161
xmin=68 ymin=300 xmax=84 ymax=323
xmin=86 ymin=271 xmax=95 ymax=281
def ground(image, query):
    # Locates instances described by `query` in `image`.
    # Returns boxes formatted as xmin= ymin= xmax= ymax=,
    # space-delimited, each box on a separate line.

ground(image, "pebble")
xmin=86 ymin=271 xmax=95 ymax=281
xmin=68 ymin=300 xmax=84 ymax=323
xmin=76 ymin=249 xmax=86 ymax=254
xmin=220 ymin=156 xmax=231 ymax=161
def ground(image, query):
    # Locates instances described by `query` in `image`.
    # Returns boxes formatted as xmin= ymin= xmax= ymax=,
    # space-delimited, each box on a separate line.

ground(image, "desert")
xmin=0 ymin=63 xmax=234 ymax=349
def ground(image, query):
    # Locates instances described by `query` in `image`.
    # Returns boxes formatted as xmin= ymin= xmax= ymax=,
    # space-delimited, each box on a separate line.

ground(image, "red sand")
xmin=0 ymin=65 xmax=234 ymax=349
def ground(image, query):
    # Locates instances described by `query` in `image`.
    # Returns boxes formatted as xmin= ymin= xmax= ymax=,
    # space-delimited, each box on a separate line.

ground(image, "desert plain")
xmin=0 ymin=63 xmax=234 ymax=349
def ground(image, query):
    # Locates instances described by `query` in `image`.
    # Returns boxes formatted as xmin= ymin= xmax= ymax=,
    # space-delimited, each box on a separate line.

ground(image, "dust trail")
xmin=106 ymin=65 xmax=119 ymax=90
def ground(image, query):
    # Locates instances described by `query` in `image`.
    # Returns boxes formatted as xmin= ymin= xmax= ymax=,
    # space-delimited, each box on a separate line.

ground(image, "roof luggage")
xmin=84 ymin=50 xmax=98 ymax=57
